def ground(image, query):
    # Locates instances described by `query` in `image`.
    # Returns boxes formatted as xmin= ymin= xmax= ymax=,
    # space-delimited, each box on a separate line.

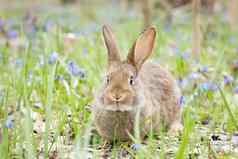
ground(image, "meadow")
xmin=0 ymin=0 xmax=238 ymax=158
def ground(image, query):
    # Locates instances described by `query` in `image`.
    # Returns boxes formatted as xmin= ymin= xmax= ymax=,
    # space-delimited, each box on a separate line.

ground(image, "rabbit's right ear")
xmin=127 ymin=27 xmax=156 ymax=71
xmin=102 ymin=25 xmax=121 ymax=64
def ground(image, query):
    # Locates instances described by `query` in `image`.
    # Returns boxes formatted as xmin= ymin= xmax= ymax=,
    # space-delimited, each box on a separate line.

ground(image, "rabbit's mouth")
xmin=105 ymin=103 xmax=134 ymax=112
xmin=96 ymin=89 xmax=145 ymax=112
xmin=100 ymin=97 xmax=140 ymax=112
xmin=99 ymin=93 xmax=135 ymax=111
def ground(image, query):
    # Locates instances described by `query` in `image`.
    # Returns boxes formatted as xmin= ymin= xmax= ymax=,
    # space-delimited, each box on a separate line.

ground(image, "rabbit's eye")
xmin=106 ymin=76 xmax=110 ymax=84
xmin=129 ymin=76 xmax=134 ymax=85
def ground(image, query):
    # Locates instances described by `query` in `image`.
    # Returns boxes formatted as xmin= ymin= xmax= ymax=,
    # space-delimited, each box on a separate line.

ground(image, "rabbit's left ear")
xmin=127 ymin=27 xmax=156 ymax=71
xmin=102 ymin=24 xmax=121 ymax=65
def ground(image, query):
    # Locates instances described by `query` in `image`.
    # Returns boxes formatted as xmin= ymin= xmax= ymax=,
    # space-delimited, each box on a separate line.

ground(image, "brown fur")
xmin=167 ymin=0 xmax=214 ymax=8
xmin=93 ymin=25 xmax=182 ymax=141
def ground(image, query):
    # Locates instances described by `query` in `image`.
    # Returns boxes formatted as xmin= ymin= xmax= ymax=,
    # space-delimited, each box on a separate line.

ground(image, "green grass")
xmin=0 ymin=1 xmax=238 ymax=158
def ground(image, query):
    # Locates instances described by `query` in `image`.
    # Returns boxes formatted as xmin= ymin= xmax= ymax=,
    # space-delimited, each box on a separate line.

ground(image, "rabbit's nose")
xmin=112 ymin=94 xmax=122 ymax=102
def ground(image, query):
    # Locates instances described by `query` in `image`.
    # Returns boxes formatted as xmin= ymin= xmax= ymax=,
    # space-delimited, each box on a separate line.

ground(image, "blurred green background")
xmin=0 ymin=0 xmax=238 ymax=158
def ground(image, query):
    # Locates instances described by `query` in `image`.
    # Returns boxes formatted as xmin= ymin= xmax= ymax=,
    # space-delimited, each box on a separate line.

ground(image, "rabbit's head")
xmin=97 ymin=25 xmax=156 ymax=111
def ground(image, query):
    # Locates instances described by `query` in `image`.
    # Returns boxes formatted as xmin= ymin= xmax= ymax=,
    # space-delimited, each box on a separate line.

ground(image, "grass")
xmin=0 ymin=1 xmax=238 ymax=158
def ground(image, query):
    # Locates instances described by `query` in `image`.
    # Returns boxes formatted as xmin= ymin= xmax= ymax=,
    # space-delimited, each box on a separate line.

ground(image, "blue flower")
xmin=200 ymin=65 xmax=209 ymax=73
xmin=201 ymin=119 xmax=209 ymax=125
xmin=6 ymin=29 xmax=18 ymax=39
xmin=131 ymin=143 xmax=141 ymax=151
xmin=78 ymin=68 xmax=86 ymax=80
xmin=73 ymin=79 xmax=78 ymax=88
xmin=23 ymin=15 xmax=37 ymax=35
xmin=43 ymin=20 xmax=53 ymax=32
xmin=5 ymin=115 xmax=13 ymax=129
xmin=199 ymin=82 xmax=210 ymax=91
xmin=48 ymin=51 xmax=58 ymax=64
xmin=15 ymin=58 xmax=23 ymax=67
xmin=181 ymin=51 xmax=190 ymax=61
xmin=67 ymin=61 xmax=86 ymax=79
xmin=224 ymin=75 xmax=234 ymax=85
xmin=6 ymin=18 xmax=14 ymax=27
xmin=28 ymin=70 xmax=33 ymax=80
xmin=56 ymin=75 xmax=64 ymax=81
xmin=67 ymin=61 xmax=78 ymax=76
xmin=26 ymin=26 xmax=37 ymax=35
xmin=231 ymin=135 xmax=238 ymax=146
xmin=199 ymin=82 xmax=219 ymax=92
xmin=82 ymin=48 xmax=88 ymax=55
xmin=179 ymin=96 xmax=185 ymax=106
xmin=234 ymin=85 xmax=238 ymax=94
xmin=188 ymin=72 xmax=199 ymax=81
xmin=210 ymin=83 xmax=219 ymax=92
xmin=177 ymin=78 xmax=188 ymax=88
xmin=174 ymin=47 xmax=180 ymax=54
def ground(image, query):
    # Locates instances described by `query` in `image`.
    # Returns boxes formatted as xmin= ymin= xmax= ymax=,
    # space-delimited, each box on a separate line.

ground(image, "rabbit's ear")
xmin=102 ymin=25 xmax=121 ymax=64
xmin=127 ymin=27 xmax=156 ymax=71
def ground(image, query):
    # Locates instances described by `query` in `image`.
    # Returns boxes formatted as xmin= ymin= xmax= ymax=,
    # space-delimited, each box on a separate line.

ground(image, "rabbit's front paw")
xmin=168 ymin=122 xmax=183 ymax=136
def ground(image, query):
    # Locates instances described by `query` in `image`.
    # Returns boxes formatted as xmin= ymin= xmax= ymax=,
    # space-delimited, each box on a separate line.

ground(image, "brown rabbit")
xmin=93 ymin=25 xmax=183 ymax=142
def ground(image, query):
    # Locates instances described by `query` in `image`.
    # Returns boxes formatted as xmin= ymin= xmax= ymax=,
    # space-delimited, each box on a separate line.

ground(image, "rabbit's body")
xmin=94 ymin=62 xmax=181 ymax=141
xmin=93 ymin=25 xmax=182 ymax=142
xmin=139 ymin=62 xmax=181 ymax=128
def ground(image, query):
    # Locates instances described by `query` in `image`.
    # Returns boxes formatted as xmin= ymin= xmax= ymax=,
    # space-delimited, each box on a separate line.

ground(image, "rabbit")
xmin=93 ymin=25 xmax=183 ymax=142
